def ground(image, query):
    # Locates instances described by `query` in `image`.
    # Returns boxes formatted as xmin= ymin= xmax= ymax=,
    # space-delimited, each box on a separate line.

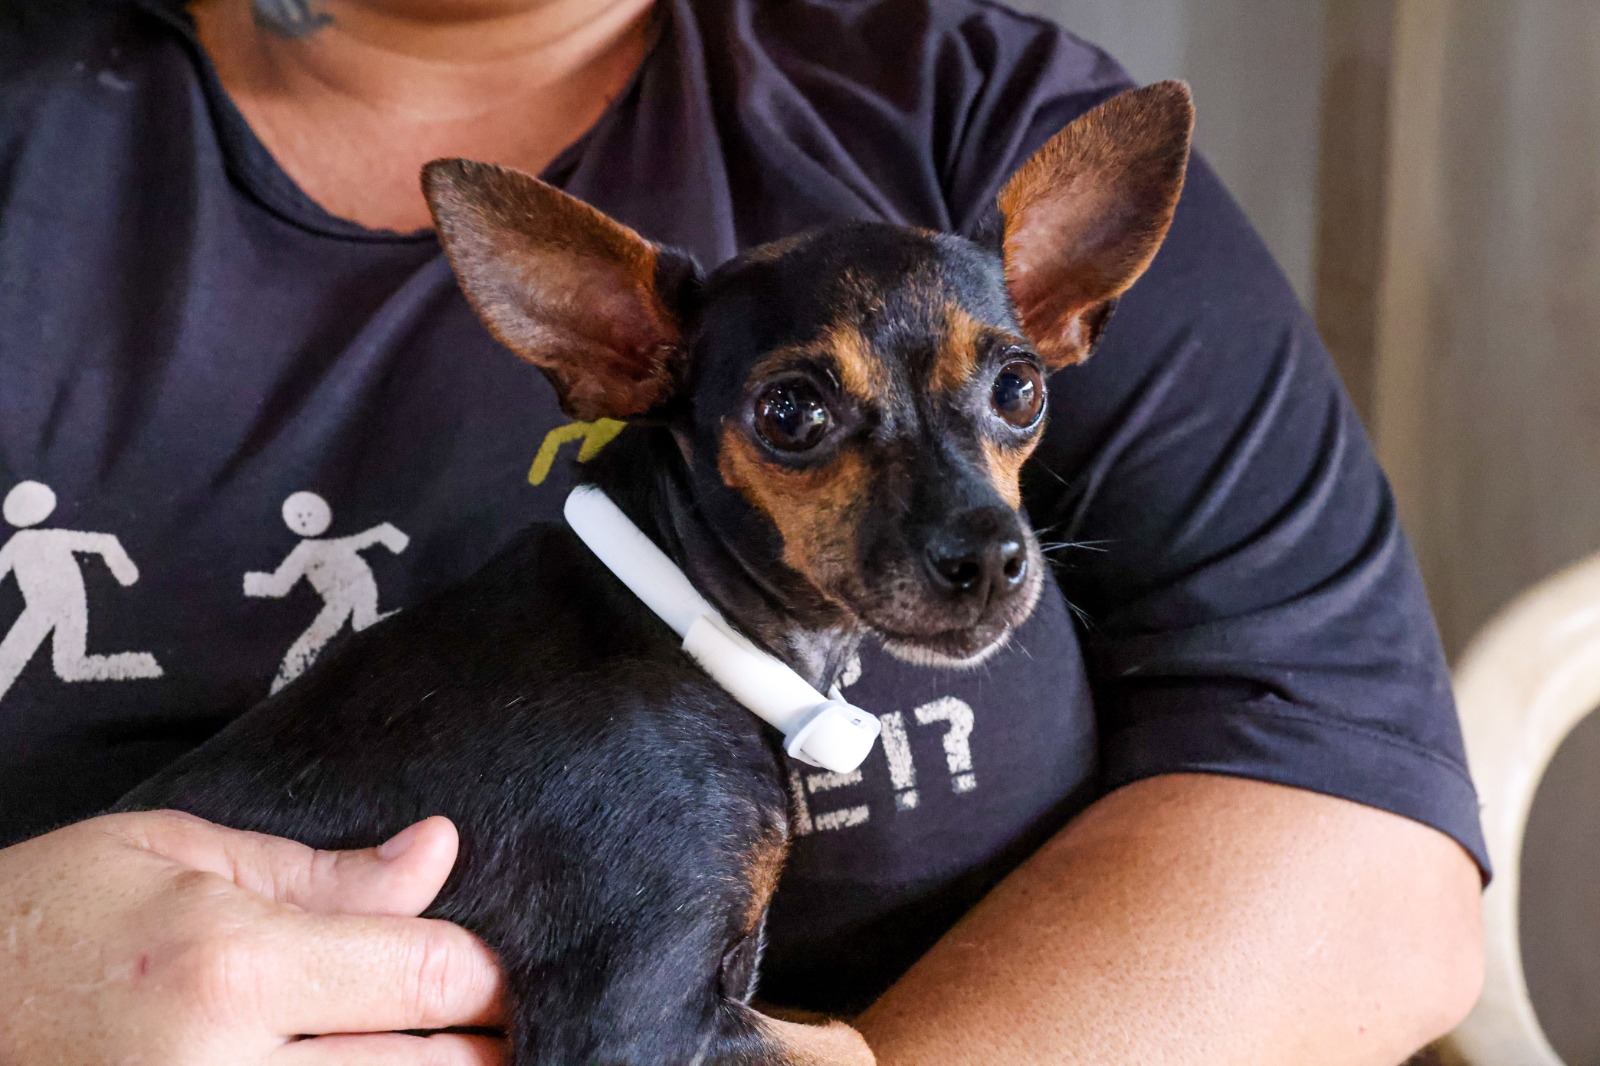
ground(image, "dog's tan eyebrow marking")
xmin=822 ymin=323 xmax=890 ymax=403
xmin=754 ymin=323 xmax=891 ymax=406
xmin=930 ymin=307 xmax=1012 ymax=394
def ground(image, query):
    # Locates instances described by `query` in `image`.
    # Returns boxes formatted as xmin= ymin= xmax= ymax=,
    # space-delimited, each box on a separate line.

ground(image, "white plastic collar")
xmin=564 ymin=486 xmax=881 ymax=773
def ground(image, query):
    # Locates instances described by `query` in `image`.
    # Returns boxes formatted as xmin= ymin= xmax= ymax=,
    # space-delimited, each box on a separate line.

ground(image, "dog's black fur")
xmin=116 ymin=83 xmax=1193 ymax=1065
xmin=122 ymin=440 xmax=795 ymax=1063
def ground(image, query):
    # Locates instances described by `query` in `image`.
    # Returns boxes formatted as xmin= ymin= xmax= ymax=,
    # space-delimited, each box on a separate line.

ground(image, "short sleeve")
xmin=943 ymin=10 xmax=1490 ymax=876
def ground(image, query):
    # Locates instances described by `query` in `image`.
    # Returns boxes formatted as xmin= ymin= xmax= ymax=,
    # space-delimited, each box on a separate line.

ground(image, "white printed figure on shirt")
xmin=244 ymin=491 xmax=409 ymax=694
xmin=0 ymin=481 xmax=163 ymax=702
xmin=787 ymin=643 xmax=981 ymax=836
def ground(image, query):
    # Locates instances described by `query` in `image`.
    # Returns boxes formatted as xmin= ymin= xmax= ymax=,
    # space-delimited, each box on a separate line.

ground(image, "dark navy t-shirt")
xmin=0 ymin=0 xmax=1486 ymax=1012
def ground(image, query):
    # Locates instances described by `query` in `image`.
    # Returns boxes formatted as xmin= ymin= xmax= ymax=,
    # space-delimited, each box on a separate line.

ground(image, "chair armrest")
xmin=1443 ymin=552 xmax=1600 ymax=1065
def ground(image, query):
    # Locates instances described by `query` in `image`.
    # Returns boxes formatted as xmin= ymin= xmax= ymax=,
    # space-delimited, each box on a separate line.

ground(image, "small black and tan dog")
xmin=118 ymin=82 xmax=1192 ymax=1065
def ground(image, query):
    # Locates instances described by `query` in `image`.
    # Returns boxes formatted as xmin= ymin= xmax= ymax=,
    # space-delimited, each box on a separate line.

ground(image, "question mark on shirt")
xmin=914 ymin=697 xmax=977 ymax=794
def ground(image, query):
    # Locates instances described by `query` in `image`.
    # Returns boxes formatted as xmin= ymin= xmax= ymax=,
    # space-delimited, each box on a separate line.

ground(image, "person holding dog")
xmin=0 ymin=1 xmax=1486 ymax=1064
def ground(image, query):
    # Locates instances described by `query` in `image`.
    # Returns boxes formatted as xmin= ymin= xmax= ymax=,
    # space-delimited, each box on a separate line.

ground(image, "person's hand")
xmin=0 ymin=810 xmax=507 ymax=1066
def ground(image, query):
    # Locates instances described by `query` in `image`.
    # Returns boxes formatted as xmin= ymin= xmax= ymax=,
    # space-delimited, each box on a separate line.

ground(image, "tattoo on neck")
xmin=251 ymin=0 xmax=333 ymax=37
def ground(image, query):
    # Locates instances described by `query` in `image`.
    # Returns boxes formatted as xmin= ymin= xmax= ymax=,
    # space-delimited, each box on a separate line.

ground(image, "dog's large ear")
xmin=422 ymin=158 xmax=698 ymax=421
xmin=998 ymin=80 xmax=1194 ymax=368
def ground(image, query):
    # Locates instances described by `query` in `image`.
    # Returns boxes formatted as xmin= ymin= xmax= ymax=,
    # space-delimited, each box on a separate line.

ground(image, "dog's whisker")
xmin=1038 ymin=541 xmax=1108 ymax=556
xmin=1062 ymin=597 xmax=1097 ymax=632
xmin=1031 ymin=460 xmax=1073 ymax=487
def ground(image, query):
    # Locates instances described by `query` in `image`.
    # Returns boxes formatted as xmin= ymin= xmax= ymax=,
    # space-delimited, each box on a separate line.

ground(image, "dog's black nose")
xmin=923 ymin=509 xmax=1029 ymax=603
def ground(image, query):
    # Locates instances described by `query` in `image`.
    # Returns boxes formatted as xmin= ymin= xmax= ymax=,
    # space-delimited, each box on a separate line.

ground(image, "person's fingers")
xmin=263 ymin=910 xmax=506 ymax=1035
xmin=280 ymin=817 xmax=460 ymax=917
xmin=121 ymin=810 xmax=460 ymax=917
xmin=273 ymin=1032 xmax=508 ymax=1066
xmin=104 ymin=812 xmax=503 ymax=1038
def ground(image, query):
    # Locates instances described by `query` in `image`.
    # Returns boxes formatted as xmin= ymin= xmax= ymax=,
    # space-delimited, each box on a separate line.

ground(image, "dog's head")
xmin=424 ymin=82 xmax=1190 ymax=672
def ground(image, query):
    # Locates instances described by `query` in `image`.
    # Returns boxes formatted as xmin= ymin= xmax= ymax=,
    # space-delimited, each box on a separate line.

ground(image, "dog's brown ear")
xmin=422 ymin=158 xmax=696 ymax=421
xmin=998 ymin=80 xmax=1194 ymax=368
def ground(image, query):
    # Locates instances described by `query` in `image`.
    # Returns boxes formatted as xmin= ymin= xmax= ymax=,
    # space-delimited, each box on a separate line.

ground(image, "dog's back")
xmin=119 ymin=515 xmax=791 ymax=1064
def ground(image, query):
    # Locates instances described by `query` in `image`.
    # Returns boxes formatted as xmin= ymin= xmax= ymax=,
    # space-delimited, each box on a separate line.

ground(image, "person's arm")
xmin=855 ymin=13 xmax=1492 ymax=1062
xmin=857 ymin=774 xmax=1481 ymax=1064
xmin=0 ymin=811 xmax=507 ymax=1066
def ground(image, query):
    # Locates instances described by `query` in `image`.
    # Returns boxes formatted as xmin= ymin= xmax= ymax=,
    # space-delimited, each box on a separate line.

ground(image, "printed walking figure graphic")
xmin=245 ymin=491 xmax=409 ymax=693
xmin=0 ymin=481 xmax=163 ymax=702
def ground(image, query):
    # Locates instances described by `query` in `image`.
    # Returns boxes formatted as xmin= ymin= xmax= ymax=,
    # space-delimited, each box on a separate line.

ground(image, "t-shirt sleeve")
xmin=940 ymin=9 xmax=1489 ymax=876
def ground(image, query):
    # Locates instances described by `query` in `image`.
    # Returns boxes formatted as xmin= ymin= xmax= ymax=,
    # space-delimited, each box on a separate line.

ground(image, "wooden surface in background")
xmin=1373 ymin=2 xmax=1600 ymax=1061
xmin=1312 ymin=0 xmax=1396 ymax=423
xmin=1009 ymin=0 xmax=1326 ymax=303
xmin=1375 ymin=0 xmax=1600 ymax=659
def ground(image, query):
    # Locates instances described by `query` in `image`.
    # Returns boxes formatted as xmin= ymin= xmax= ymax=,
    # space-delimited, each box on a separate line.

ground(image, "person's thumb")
xmin=288 ymin=816 xmax=461 ymax=917
xmin=124 ymin=810 xmax=460 ymax=917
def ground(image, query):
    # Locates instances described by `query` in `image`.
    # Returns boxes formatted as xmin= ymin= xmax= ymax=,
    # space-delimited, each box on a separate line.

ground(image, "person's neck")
xmin=584 ymin=428 xmax=865 ymax=693
xmin=191 ymin=0 xmax=656 ymax=231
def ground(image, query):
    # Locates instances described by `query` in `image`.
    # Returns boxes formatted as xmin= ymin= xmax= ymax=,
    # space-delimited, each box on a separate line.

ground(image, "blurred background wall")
xmin=1012 ymin=1 xmax=1600 ymax=1062
xmin=1008 ymin=0 xmax=1328 ymax=303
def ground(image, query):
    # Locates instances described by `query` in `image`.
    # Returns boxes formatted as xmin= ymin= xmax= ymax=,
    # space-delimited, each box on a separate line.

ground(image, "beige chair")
xmin=1440 ymin=554 xmax=1600 ymax=1065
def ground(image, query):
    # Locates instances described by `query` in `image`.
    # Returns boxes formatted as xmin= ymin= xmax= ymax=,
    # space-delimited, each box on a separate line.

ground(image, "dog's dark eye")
xmin=991 ymin=360 xmax=1045 ymax=429
xmin=753 ymin=380 xmax=833 ymax=453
